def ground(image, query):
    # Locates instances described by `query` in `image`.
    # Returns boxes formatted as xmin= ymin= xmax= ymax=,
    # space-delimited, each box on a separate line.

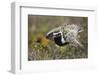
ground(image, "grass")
xmin=28 ymin=15 xmax=88 ymax=61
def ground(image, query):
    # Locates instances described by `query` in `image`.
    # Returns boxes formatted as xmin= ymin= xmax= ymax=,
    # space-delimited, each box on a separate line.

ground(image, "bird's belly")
xmin=54 ymin=37 xmax=69 ymax=46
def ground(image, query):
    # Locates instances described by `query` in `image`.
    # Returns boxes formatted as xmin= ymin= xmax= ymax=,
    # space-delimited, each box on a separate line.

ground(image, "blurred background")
xmin=28 ymin=15 xmax=88 ymax=60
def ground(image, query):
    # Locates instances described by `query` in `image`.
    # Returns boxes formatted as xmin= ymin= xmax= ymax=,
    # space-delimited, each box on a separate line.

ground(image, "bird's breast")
xmin=54 ymin=36 xmax=69 ymax=46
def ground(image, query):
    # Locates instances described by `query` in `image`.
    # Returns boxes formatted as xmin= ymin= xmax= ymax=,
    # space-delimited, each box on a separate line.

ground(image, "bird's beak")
xmin=46 ymin=35 xmax=49 ymax=39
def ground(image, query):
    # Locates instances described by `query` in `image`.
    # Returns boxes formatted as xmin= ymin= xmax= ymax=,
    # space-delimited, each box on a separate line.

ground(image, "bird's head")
xmin=46 ymin=32 xmax=54 ymax=40
xmin=46 ymin=31 xmax=62 ymax=40
xmin=46 ymin=26 xmax=62 ymax=40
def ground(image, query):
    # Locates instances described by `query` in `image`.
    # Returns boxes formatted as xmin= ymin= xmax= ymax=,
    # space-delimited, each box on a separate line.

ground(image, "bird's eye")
xmin=46 ymin=32 xmax=53 ymax=39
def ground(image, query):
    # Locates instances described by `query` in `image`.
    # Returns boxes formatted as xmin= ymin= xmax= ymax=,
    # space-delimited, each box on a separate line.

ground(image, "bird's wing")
xmin=70 ymin=39 xmax=84 ymax=49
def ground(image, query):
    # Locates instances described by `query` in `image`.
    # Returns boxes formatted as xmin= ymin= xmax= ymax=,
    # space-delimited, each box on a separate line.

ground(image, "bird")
xmin=46 ymin=24 xmax=84 ymax=48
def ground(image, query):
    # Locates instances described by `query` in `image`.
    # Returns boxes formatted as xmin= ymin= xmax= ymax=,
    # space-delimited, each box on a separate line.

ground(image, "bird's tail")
xmin=73 ymin=39 xmax=85 ymax=50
